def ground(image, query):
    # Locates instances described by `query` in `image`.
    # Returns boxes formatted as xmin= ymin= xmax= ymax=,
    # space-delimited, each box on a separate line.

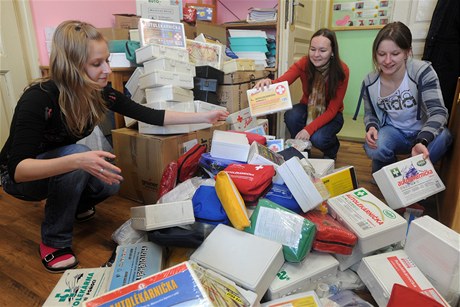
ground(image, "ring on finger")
xmin=99 ymin=168 xmax=104 ymax=174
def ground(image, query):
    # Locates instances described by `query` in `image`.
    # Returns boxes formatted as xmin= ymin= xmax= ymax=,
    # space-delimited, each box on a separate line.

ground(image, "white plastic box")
xmin=405 ymin=215 xmax=460 ymax=306
xmin=190 ymin=224 xmax=285 ymax=302
xmin=194 ymin=100 xmax=227 ymax=113
xmin=138 ymin=121 xmax=211 ymax=135
xmin=373 ymin=154 xmax=445 ymax=209
xmin=210 ymin=130 xmax=250 ymax=162
xmin=327 ymin=188 xmax=407 ymax=254
xmin=145 ymin=85 xmax=193 ymax=103
xmin=109 ymin=53 xmax=135 ymax=67
xmin=130 ymin=200 xmax=195 ymax=231
xmin=225 ymin=107 xmax=258 ymax=131
xmin=144 ymin=101 xmax=194 ymax=112
xmin=135 ymin=43 xmax=189 ymax=64
xmin=143 ymin=57 xmax=195 ymax=76
xmin=139 ymin=70 xmax=194 ymax=90
xmin=265 ymin=252 xmax=339 ymax=300
xmin=357 ymin=250 xmax=449 ymax=307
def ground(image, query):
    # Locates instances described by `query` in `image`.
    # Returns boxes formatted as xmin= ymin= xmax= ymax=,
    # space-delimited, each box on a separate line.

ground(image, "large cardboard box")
xmin=195 ymin=21 xmax=228 ymax=45
xmin=113 ymin=14 xmax=141 ymax=29
xmin=217 ymin=83 xmax=250 ymax=113
xmin=113 ymin=122 xmax=227 ymax=204
xmin=97 ymin=28 xmax=130 ymax=40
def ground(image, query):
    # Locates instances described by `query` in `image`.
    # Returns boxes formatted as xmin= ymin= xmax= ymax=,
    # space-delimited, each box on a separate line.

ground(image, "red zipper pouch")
xmin=302 ymin=210 xmax=358 ymax=255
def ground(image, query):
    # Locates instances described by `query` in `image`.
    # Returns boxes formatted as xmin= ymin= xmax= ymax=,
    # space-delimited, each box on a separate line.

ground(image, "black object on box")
xmin=194 ymin=77 xmax=218 ymax=92
xmin=195 ymin=65 xmax=224 ymax=84
xmin=193 ymin=89 xmax=219 ymax=104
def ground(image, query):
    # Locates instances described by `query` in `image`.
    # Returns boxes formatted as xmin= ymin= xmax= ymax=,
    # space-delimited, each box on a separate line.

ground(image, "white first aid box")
xmin=145 ymin=85 xmax=193 ymax=103
xmin=210 ymin=130 xmax=250 ymax=162
xmin=357 ymin=250 xmax=449 ymax=307
xmin=405 ymin=215 xmax=460 ymax=306
xmin=130 ymin=200 xmax=195 ymax=231
xmin=327 ymin=188 xmax=407 ymax=254
xmin=373 ymin=154 xmax=445 ymax=209
xmin=135 ymin=43 xmax=189 ymax=64
xmin=266 ymin=252 xmax=339 ymax=300
xmin=143 ymin=57 xmax=195 ymax=76
xmin=190 ymin=224 xmax=285 ymax=302
xmin=139 ymin=70 xmax=194 ymax=90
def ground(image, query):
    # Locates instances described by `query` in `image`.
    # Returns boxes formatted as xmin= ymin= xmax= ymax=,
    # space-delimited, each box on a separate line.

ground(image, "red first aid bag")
xmin=158 ymin=161 xmax=179 ymax=198
xmin=224 ymin=163 xmax=274 ymax=203
xmin=302 ymin=210 xmax=358 ymax=255
xmin=177 ymin=143 xmax=207 ymax=183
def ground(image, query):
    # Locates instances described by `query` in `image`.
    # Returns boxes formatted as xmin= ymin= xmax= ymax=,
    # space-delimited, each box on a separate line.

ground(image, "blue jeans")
xmin=284 ymin=103 xmax=344 ymax=158
xmin=364 ymin=125 xmax=452 ymax=173
xmin=1 ymin=144 xmax=120 ymax=247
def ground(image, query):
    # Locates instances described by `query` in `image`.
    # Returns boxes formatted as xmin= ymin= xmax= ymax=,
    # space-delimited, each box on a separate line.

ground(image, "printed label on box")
xmin=247 ymin=81 xmax=292 ymax=117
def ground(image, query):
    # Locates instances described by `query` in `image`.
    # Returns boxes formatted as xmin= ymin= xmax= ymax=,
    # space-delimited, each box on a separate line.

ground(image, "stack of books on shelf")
xmin=247 ymin=7 xmax=277 ymax=23
xmin=228 ymin=29 xmax=269 ymax=68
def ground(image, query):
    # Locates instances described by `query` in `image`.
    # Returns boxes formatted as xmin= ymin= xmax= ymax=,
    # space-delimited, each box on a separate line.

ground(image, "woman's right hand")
xmin=76 ymin=151 xmax=123 ymax=185
xmin=254 ymin=78 xmax=272 ymax=90
xmin=365 ymin=127 xmax=379 ymax=149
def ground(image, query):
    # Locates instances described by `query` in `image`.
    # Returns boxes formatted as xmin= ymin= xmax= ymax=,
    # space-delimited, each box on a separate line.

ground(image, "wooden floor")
xmin=0 ymin=140 xmax=436 ymax=306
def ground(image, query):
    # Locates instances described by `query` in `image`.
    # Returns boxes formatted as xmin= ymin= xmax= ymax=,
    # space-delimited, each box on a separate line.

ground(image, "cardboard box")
xmin=217 ymin=82 xmax=250 ymax=113
xmin=97 ymin=27 xmax=130 ymax=40
xmin=222 ymin=70 xmax=268 ymax=85
xmin=113 ymin=122 xmax=227 ymax=204
xmin=373 ymin=154 xmax=445 ymax=209
xmin=113 ymin=14 xmax=141 ymax=29
xmin=195 ymin=21 xmax=227 ymax=45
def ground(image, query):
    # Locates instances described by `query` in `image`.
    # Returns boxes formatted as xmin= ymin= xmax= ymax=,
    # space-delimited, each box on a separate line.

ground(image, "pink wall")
xmin=31 ymin=0 xmax=277 ymax=65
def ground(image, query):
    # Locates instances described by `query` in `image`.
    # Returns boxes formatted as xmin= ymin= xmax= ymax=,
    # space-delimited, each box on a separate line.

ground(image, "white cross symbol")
xmin=391 ymin=169 xmax=400 ymax=176
xmin=275 ymin=85 xmax=285 ymax=95
xmin=255 ymin=165 xmax=264 ymax=170
xmin=174 ymin=33 xmax=182 ymax=41
xmin=355 ymin=190 xmax=366 ymax=197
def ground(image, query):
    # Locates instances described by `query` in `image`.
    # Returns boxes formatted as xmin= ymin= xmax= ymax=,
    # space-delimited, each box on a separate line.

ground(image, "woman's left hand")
xmin=411 ymin=143 xmax=430 ymax=160
xmin=295 ymin=129 xmax=310 ymax=141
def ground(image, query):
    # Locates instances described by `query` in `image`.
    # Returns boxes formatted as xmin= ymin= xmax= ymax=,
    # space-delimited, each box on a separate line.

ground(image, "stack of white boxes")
xmin=125 ymin=41 xmax=226 ymax=135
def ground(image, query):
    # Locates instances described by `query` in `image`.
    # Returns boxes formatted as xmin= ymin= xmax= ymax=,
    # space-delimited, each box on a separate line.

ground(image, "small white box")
xmin=405 ymin=216 xmax=460 ymax=305
xmin=225 ymin=107 xmax=258 ymax=131
xmin=308 ymin=158 xmax=335 ymax=177
xmin=135 ymin=43 xmax=189 ymax=64
xmin=266 ymin=252 xmax=339 ymax=300
xmin=194 ymin=100 xmax=227 ymax=113
xmin=277 ymin=157 xmax=324 ymax=212
xmin=373 ymin=154 xmax=445 ymax=209
xmin=138 ymin=121 xmax=211 ymax=135
xmin=144 ymin=101 xmax=194 ymax=112
xmin=261 ymin=291 xmax=322 ymax=307
xmin=223 ymin=59 xmax=256 ymax=74
xmin=125 ymin=67 xmax=144 ymax=96
xmin=327 ymin=188 xmax=407 ymax=254
xmin=109 ymin=53 xmax=135 ymax=67
xmin=145 ymin=85 xmax=193 ymax=103
xmin=210 ymin=130 xmax=250 ymax=162
xmin=190 ymin=224 xmax=285 ymax=302
xmin=143 ymin=57 xmax=195 ymax=76
xmin=130 ymin=200 xmax=195 ymax=231
xmin=357 ymin=250 xmax=449 ymax=307
xmin=139 ymin=70 xmax=194 ymax=90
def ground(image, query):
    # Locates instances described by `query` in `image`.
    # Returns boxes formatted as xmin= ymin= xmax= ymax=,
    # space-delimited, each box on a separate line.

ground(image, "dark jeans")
xmin=284 ymin=103 xmax=344 ymax=158
xmin=1 ymin=144 xmax=119 ymax=247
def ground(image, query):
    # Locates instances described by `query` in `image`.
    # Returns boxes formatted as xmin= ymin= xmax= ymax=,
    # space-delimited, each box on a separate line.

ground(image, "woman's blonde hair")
xmin=49 ymin=20 xmax=108 ymax=137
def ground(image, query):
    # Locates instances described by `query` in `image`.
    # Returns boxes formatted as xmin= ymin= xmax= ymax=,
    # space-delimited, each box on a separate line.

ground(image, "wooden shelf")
xmin=222 ymin=21 xmax=277 ymax=29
